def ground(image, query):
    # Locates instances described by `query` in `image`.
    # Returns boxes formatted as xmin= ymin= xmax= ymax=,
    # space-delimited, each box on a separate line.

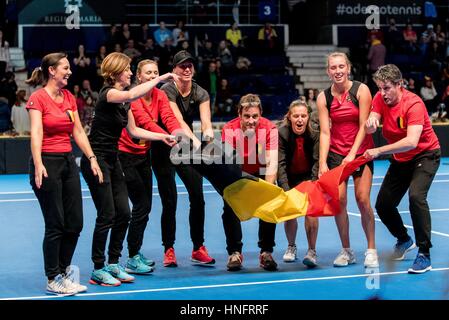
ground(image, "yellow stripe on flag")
xmin=223 ymin=178 xmax=308 ymax=224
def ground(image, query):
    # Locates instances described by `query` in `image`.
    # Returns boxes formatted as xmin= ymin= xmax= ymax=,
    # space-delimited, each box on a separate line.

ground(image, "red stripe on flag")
xmin=294 ymin=156 xmax=370 ymax=217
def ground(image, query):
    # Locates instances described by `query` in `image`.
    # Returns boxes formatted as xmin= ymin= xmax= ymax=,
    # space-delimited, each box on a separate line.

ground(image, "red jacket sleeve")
xmin=157 ymin=90 xmax=182 ymax=133
xmin=131 ymin=98 xmax=169 ymax=135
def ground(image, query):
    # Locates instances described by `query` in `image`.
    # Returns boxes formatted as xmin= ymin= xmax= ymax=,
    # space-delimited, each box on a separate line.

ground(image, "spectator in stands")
xmin=11 ymin=89 xmax=30 ymax=135
xmin=405 ymin=77 xmax=418 ymax=94
xmin=172 ymin=20 xmax=190 ymax=47
xmin=95 ymin=45 xmax=107 ymax=90
xmin=226 ymin=21 xmax=243 ymax=48
xmin=403 ymin=24 xmax=419 ymax=54
xmin=26 ymin=52 xmax=102 ymax=295
xmin=80 ymin=79 xmax=99 ymax=102
xmin=72 ymin=84 xmax=85 ymax=123
xmin=367 ymin=34 xmax=386 ymax=94
xmin=123 ymin=39 xmax=142 ymax=70
xmin=153 ymin=21 xmax=173 ymax=47
xmin=420 ymin=75 xmax=438 ymax=113
xmin=278 ymin=100 xmax=320 ymax=267
xmin=2 ymin=70 xmax=17 ymax=107
xmin=221 ymin=93 xmax=279 ymax=272
xmin=434 ymin=24 xmax=446 ymax=46
xmin=73 ymin=44 xmax=92 ymax=85
xmin=365 ymin=64 xmax=440 ymax=274
xmin=79 ymin=52 xmax=176 ymax=287
xmin=141 ymin=38 xmax=159 ymax=61
xmin=153 ymin=50 xmax=214 ymax=268
xmin=121 ymin=23 xmax=133 ymax=48
xmin=420 ymin=24 xmax=437 ymax=53
xmin=178 ymin=40 xmax=193 ymax=56
xmin=258 ymin=22 xmax=278 ymax=51
xmin=441 ymin=83 xmax=449 ymax=107
xmin=158 ymin=38 xmax=176 ymax=74
xmin=81 ymin=94 xmax=95 ymax=134
xmin=216 ymin=78 xmax=233 ymax=115
xmin=235 ymin=56 xmax=251 ymax=74
xmin=199 ymin=40 xmax=215 ymax=69
xmin=117 ymin=59 xmax=182 ymax=275
xmin=0 ymin=29 xmax=11 ymax=79
xmin=217 ymin=40 xmax=234 ymax=72
xmin=425 ymin=41 xmax=444 ymax=78
xmin=366 ymin=28 xmax=384 ymax=48
xmin=200 ymin=61 xmax=220 ymax=112
xmin=114 ymin=43 xmax=122 ymax=53
xmin=137 ymin=23 xmax=151 ymax=51
xmin=0 ymin=91 xmax=11 ymax=135
xmin=317 ymin=52 xmax=378 ymax=268
xmin=385 ymin=18 xmax=402 ymax=53
xmin=105 ymin=25 xmax=122 ymax=52
xmin=306 ymin=88 xmax=318 ymax=111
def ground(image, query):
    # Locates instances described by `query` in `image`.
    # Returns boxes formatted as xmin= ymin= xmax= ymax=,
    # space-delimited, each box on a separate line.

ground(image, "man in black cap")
xmin=151 ymin=50 xmax=215 ymax=267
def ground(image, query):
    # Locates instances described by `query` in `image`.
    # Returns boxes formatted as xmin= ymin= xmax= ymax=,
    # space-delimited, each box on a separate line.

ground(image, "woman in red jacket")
xmin=118 ymin=60 xmax=182 ymax=274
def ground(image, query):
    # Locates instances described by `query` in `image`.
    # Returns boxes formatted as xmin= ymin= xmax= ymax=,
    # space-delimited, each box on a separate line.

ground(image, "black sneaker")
xmin=259 ymin=252 xmax=278 ymax=271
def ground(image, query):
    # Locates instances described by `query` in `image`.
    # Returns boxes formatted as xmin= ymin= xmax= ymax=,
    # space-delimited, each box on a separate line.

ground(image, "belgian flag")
xmin=397 ymin=116 xmax=406 ymax=129
xmin=66 ymin=110 xmax=75 ymax=123
xmin=188 ymin=142 xmax=369 ymax=224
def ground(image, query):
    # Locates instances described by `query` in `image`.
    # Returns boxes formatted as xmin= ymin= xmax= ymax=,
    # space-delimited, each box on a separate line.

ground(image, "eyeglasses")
xmin=177 ymin=62 xmax=193 ymax=70
xmin=240 ymin=101 xmax=260 ymax=107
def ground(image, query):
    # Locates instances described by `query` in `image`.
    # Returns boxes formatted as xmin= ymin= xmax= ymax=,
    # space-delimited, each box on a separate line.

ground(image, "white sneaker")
xmin=46 ymin=274 xmax=77 ymax=296
xmin=64 ymin=266 xmax=87 ymax=293
xmin=63 ymin=275 xmax=87 ymax=293
xmin=302 ymin=249 xmax=318 ymax=268
xmin=283 ymin=245 xmax=297 ymax=262
xmin=333 ymin=248 xmax=356 ymax=267
xmin=364 ymin=249 xmax=379 ymax=268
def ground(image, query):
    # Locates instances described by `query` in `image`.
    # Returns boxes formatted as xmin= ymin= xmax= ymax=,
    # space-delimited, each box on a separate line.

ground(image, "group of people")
xmin=27 ymin=49 xmax=440 ymax=296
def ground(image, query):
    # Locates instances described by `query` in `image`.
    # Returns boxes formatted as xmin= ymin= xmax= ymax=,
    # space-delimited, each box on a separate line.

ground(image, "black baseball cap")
xmin=173 ymin=50 xmax=195 ymax=66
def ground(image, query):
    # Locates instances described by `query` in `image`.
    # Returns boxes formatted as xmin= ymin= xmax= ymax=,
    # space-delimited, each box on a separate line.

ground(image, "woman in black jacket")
xmin=277 ymin=100 xmax=320 ymax=267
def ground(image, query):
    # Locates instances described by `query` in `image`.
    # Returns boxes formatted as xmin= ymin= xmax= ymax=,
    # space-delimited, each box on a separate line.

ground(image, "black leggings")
xmin=81 ymin=154 xmax=131 ymax=269
xmin=152 ymin=144 xmax=205 ymax=250
xmin=30 ymin=153 xmax=83 ymax=280
xmin=118 ymin=151 xmax=153 ymax=257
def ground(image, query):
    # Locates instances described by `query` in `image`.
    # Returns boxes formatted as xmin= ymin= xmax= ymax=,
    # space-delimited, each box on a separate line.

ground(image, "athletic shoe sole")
xmin=392 ymin=243 xmax=417 ymax=261
xmin=163 ymin=262 xmax=178 ymax=267
xmin=303 ymin=258 xmax=318 ymax=268
xmin=125 ymin=267 xmax=154 ymax=274
xmin=408 ymin=266 xmax=432 ymax=274
xmin=191 ymin=258 xmax=216 ymax=266
xmin=333 ymin=260 xmax=356 ymax=267
xmin=283 ymin=257 xmax=297 ymax=263
xmin=46 ymin=290 xmax=77 ymax=297
xmin=88 ymin=279 xmax=121 ymax=287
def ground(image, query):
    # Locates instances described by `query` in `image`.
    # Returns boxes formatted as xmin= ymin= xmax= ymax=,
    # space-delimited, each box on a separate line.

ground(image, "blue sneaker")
xmin=391 ymin=238 xmax=416 ymax=260
xmin=105 ymin=264 xmax=135 ymax=283
xmin=137 ymin=252 xmax=155 ymax=267
xmin=125 ymin=254 xmax=154 ymax=274
xmin=408 ymin=253 xmax=432 ymax=274
xmin=89 ymin=268 xmax=121 ymax=287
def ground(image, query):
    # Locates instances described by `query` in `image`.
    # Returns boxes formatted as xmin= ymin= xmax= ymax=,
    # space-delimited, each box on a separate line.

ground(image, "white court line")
xmin=3 ymin=267 xmax=449 ymax=300
xmin=348 ymin=212 xmax=449 ymax=238
xmin=0 ymin=191 xmax=219 ymax=203
xmin=1 ymin=178 xmax=448 ymax=195
xmin=2 ymin=171 xmax=449 ymax=195
xmin=348 ymin=179 xmax=449 ymax=187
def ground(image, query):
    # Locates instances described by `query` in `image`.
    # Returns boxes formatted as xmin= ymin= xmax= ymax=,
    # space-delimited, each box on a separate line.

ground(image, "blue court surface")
xmin=0 ymin=159 xmax=448 ymax=303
